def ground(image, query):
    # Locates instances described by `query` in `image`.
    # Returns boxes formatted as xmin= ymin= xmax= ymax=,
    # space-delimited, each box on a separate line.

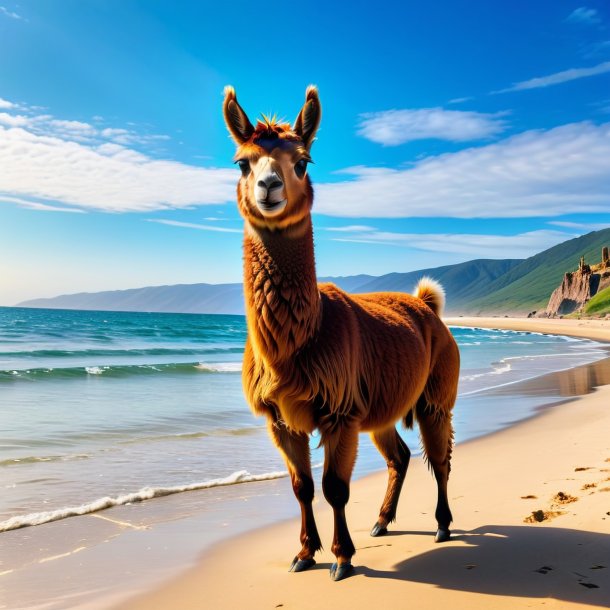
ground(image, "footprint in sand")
xmin=552 ymin=491 xmax=578 ymax=505
xmin=524 ymin=509 xmax=564 ymax=523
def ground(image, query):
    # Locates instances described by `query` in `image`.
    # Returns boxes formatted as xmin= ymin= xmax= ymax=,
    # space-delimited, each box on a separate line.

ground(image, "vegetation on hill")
xmin=583 ymin=285 xmax=610 ymax=316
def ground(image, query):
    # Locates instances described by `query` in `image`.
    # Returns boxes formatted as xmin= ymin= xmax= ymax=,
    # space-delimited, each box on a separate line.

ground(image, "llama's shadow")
xmin=357 ymin=525 xmax=610 ymax=606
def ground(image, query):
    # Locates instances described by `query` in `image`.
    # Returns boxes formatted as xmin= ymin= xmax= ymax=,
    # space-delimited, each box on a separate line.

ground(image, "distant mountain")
xmin=16 ymin=261 xmax=520 ymax=315
xmin=19 ymin=283 xmax=247 ymax=315
xmin=17 ymin=228 xmax=610 ymax=316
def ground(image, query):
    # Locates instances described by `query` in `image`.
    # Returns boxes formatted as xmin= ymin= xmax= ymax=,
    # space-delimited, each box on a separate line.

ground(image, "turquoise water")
xmin=0 ymin=306 xmax=607 ymax=531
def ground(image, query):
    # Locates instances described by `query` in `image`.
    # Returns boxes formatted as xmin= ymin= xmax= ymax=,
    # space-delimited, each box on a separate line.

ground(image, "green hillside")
xmin=465 ymin=228 xmax=610 ymax=314
xmin=352 ymin=259 xmax=523 ymax=311
xmin=584 ymin=285 xmax=610 ymax=316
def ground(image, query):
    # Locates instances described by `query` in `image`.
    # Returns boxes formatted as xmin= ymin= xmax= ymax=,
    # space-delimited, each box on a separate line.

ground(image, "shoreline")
xmin=117 ymin=317 xmax=610 ymax=610
xmin=2 ymin=318 xmax=610 ymax=609
xmin=445 ymin=316 xmax=610 ymax=343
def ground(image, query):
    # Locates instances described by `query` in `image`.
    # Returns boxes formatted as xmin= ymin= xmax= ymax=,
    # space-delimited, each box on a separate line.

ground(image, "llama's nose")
xmin=257 ymin=175 xmax=283 ymax=192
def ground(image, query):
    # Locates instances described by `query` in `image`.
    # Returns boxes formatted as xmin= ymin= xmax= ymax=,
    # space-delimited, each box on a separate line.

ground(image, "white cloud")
xmin=325 ymin=225 xmax=377 ymax=233
xmin=50 ymin=119 xmax=97 ymax=135
xmin=0 ymin=126 xmax=237 ymax=212
xmin=548 ymin=220 xmax=610 ymax=231
xmin=567 ymin=7 xmax=601 ymax=25
xmin=494 ymin=60 xmax=610 ymax=93
xmin=357 ymin=107 xmax=507 ymax=145
xmin=0 ymin=6 xmax=22 ymax=20
xmin=148 ymin=219 xmax=241 ymax=233
xmin=0 ymin=112 xmax=30 ymax=127
xmin=0 ymin=95 xmax=240 ymax=212
xmin=330 ymin=229 xmax=574 ymax=259
xmin=315 ymin=122 xmax=610 ymax=218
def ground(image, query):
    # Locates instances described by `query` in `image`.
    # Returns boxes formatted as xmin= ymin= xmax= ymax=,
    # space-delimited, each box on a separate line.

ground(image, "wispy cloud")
xmin=548 ymin=220 xmax=610 ymax=232
xmin=324 ymin=225 xmax=377 ymax=233
xmin=447 ymin=97 xmax=474 ymax=105
xmin=0 ymin=100 xmax=171 ymax=148
xmin=0 ymin=5 xmax=22 ymax=20
xmin=494 ymin=60 xmax=610 ymax=94
xmin=566 ymin=7 xmax=601 ymax=25
xmin=147 ymin=219 xmax=241 ymax=233
xmin=0 ymin=125 xmax=237 ymax=212
xmin=357 ymin=107 xmax=507 ymax=145
xmin=329 ymin=229 xmax=574 ymax=259
xmin=316 ymin=122 xmax=610 ymax=218
xmin=0 ymin=195 xmax=86 ymax=213
xmin=0 ymin=97 xmax=237 ymax=212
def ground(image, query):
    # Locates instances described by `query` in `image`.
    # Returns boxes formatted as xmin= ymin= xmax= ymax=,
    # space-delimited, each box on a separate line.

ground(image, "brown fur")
xmin=223 ymin=86 xmax=460 ymax=574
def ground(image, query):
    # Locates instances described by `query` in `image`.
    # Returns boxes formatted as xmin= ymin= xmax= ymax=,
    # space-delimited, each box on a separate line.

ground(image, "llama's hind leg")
xmin=416 ymin=397 xmax=454 ymax=542
xmin=369 ymin=426 xmax=410 ymax=537
xmin=267 ymin=418 xmax=321 ymax=572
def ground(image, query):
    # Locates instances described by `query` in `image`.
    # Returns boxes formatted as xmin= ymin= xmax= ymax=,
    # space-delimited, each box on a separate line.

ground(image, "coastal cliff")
xmin=543 ymin=247 xmax=610 ymax=317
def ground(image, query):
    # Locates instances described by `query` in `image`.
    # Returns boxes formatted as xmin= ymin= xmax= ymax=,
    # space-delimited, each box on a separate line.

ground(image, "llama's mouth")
xmin=256 ymin=198 xmax=287 ymax=217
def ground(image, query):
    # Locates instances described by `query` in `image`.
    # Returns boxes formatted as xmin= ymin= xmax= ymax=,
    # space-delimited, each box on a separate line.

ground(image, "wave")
xmin=0 ymin=361 xmax=242 ymax=381
xmin=0 ymin=453 xmax=91 ymax=467
xmin=0 ymin=469 xmax=289 ymax=533
xmin=119 ymin=425 xmax=264 ymax=445
xmin=0 ymin=346 xmax=245 ymax=358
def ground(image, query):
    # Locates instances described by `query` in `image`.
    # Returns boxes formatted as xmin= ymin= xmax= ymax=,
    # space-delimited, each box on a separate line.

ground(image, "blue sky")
xmin=1 ymin=1 xmax=610 ymax=305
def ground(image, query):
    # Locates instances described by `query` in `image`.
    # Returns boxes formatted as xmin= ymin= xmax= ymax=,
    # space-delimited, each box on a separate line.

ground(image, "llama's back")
xmin=316 ymin=281 xmax=458 ymax=430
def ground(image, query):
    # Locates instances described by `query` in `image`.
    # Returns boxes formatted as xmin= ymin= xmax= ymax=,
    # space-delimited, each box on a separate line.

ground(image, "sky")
xmin=1 ymin=0 xmax=610 ymax=305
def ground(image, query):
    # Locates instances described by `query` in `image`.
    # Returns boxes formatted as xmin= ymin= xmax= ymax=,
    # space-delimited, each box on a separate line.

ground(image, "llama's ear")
xmin=223 ymin=86 xmax=254 ymax=145
xmin=293 ymin=85 xmax=321 ymax=150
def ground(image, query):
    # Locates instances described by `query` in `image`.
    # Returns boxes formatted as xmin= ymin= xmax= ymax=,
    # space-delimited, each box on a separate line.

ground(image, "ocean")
xmin=1 ymin=306 xmax=608 ymax=533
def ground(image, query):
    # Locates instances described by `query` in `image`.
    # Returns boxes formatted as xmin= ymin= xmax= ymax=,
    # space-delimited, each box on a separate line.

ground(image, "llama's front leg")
xmin=267 ymin=418 xmax=321 ymax=572
xmin=322 ymin=424 xmax=358 ymax=581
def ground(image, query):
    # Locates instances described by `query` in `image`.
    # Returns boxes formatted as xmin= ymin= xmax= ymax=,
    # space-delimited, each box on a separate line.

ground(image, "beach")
xmin=2 ymin=317 xmax=610 ymax=609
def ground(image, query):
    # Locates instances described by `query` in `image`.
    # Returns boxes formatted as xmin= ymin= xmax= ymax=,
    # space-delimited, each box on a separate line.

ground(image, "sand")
xmin=117 ymin=318 xmax=610 ymax=610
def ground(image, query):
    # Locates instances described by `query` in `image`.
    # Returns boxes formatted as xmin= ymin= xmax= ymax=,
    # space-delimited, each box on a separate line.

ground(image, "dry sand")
xmin=118 ymin=318 xmax=610 ymax=610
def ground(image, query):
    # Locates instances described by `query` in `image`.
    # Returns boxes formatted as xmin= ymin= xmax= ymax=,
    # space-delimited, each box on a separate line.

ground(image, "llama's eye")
xmin=236 ymin=159 xmax=250 ymax=177
xmin=294 ymin=159 xmax=308 ymax=179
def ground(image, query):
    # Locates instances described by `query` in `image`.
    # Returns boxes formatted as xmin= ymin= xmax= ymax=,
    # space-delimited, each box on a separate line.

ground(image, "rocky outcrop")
xmin=544 ymin=248 xmax=610 ymax=317
xmin=546 ymin=269 xmax=599 ymax=316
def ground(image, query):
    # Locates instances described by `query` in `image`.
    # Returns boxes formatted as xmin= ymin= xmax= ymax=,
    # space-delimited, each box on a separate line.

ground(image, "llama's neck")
xmin=243 ymin=218 xmax=321 ymax=365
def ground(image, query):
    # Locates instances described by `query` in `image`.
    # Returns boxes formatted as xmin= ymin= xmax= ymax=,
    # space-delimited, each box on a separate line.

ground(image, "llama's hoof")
xmin=289 ymin=556 xmax=316 ymax=572
xmin=435 ymin=527 xmax=451 ymax=543
xmin=330 ymin=561 xmax=354 ymax=581
xmin=370 ymin=523 xmax=388 ymax=537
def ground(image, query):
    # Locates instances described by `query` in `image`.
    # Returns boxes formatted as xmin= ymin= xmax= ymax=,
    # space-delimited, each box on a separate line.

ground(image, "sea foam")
xmin=0 ymin=469 xmax=289 ymax=533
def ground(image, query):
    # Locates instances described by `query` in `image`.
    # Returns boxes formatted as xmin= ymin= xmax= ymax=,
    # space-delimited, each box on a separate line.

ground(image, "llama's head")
xmin=223 ymin=86 xmax=321 ymax=231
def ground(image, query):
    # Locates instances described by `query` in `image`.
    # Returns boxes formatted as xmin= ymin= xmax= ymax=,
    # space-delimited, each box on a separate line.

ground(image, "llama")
xmin=223 ymin=86 xmax=460 ymax=581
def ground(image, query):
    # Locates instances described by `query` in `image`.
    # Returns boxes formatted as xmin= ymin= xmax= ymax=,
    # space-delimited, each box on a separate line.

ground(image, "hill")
xmin=17 ymin=228 xmax=610 ymax=316
xmin=465 ymin=228 xmax=610 ymax=314
xmin=19 ymin=283 xmax=247 ymax=315
xmin=16 ymin=262 xmax=520 ymax=315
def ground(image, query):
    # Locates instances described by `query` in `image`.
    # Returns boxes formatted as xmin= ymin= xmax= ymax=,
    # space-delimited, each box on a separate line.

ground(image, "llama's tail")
xmin=414 ymin=276 xmax=445 ymax=316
